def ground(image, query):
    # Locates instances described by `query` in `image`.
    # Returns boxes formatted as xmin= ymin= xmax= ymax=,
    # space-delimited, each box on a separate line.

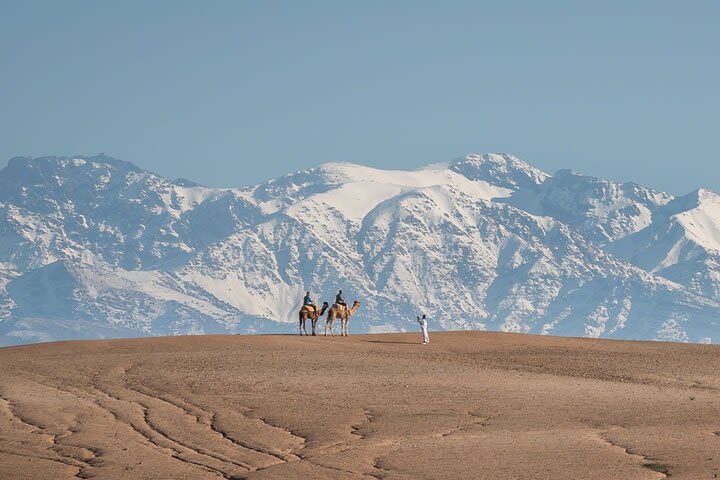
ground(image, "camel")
xmin=299 ymin=302 xmax=329 ymax=336
xmin=324 ymin=300 xmax=361 ymax=337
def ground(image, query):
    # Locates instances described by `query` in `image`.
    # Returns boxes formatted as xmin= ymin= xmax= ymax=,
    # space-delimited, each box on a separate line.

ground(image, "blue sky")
xmin=1 ymin=1 xmax=718 ymax=194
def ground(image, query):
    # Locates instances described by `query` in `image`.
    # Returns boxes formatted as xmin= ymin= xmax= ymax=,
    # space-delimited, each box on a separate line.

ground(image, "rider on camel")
xmin=335 ymin=289 xmax=348 ymax=315
xmin=303 ymin=291 xmax=317 ymax=314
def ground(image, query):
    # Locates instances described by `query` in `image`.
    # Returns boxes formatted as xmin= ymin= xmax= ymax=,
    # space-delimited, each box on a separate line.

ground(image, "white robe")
xmin=418 ymin=317 xmax=429 ymax=344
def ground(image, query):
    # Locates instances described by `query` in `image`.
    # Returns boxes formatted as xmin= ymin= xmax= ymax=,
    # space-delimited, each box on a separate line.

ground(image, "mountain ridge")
xmin=0 ymin=153 xmax=718 ymax=345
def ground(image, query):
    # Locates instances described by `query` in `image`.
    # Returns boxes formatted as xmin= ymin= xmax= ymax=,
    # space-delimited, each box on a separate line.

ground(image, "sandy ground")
xmin=0 ymin=331 xmax=719 ymax=480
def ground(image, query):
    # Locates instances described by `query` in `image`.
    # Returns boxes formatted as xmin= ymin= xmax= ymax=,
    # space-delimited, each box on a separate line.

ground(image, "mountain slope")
xmin=0 ymin=154 xmax=718 ymax=345
xmin=504 ymin=168 xmax=673 ymax=244
xmin=610 ymin=188 xmax=720 ymax=301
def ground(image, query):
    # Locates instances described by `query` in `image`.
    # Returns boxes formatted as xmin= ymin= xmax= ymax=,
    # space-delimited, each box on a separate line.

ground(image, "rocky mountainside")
xmin=0 ymin=153 xmax=718 ymax=345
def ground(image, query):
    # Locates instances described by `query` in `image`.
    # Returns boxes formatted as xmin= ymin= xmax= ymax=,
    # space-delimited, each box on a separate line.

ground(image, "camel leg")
xmin=299 ymin=317 xmax=303 ymax=336
xmin=311 ymin=317 xmax=317 ymax=336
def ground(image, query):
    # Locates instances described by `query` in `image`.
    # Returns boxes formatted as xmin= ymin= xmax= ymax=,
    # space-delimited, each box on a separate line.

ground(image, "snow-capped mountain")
xmin=610 ymin=188 xmax=720 ymax=301
xmin=504 ymin=167 xmax=673 ymax=244
xmin=0 ymin=153 xmax=718 ymax=345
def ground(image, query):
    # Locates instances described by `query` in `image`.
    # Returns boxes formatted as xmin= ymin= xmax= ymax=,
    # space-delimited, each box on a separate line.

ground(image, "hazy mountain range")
xmin=0 ymin=153 xmax=718 ymax=345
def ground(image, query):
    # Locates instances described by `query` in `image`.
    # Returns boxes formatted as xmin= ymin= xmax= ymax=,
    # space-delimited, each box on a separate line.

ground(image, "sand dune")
xmin=1 ymin=331 xmax=719 ymax=479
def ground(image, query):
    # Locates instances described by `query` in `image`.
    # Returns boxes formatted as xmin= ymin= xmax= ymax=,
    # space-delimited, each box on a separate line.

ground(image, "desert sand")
xmin=0 ymin=331 xmax=719 ymax=479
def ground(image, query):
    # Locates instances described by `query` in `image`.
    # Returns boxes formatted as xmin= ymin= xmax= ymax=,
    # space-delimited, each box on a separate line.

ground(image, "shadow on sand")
xmin=363 ymin=340 xmax=419 ymax=345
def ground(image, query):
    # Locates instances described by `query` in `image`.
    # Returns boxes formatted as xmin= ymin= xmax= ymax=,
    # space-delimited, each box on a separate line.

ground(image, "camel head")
xmin=348 ymin=300 xmax=361 ymax=314
xmin=319 ymin=301 xmax=329 ymax=315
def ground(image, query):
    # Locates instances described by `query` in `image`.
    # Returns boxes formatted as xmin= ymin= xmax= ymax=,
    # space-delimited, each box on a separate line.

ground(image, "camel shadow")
xmin=363 ymin=340 xmax=419 ymax=345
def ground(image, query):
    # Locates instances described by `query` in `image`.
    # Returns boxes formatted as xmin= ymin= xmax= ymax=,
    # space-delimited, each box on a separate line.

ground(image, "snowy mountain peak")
xmin=608 ymin=187 xmax=720 ymax=301
xmin=449 ymin=153 xmax=550 ymax=190
xmin=504 ymin=167 xmax=672 ymax=244
xmin=659 ymin=188 xmax=720 ymax=217
xmin=688 ymin=188 xmax=720 ymax=206
xmin=549 ymin=168 xmax=668 ymax=199
xmin=3 ymin=154 xmax=143 ymax=176
xmin=670 ymin=189 xmax=720 ymax=252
